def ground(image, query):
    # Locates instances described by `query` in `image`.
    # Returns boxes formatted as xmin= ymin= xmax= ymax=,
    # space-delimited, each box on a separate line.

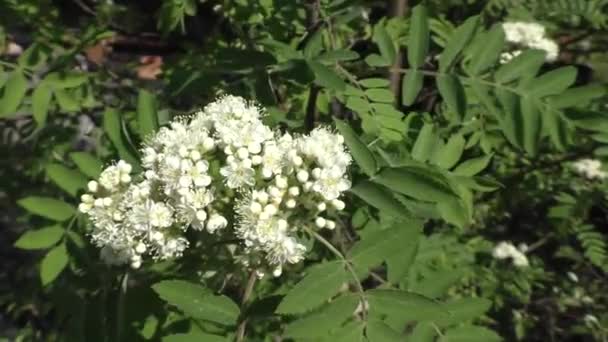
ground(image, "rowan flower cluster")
xmin=79 ymin=95 xmax=351 ymax=276
xmin=501 ymin=21 xmax=559 ymax=63
xmin=492 ymin=241 xmax=529 ymax=267
xmin=573 ymin=159 xmax=607 ymax=180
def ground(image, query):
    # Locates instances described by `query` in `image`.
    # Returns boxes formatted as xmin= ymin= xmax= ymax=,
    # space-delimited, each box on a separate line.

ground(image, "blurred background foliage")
xmin=1 ymin=0 xmax=608 ymax=341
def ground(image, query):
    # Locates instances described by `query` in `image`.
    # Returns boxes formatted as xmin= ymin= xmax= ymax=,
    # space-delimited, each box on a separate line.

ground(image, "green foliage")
xmin=3 ymin=0 xmax=608 ymax=341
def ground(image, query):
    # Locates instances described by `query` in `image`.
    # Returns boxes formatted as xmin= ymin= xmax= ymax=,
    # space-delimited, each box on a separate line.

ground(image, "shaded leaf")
xmin=374 ymin=166 xmax=458 ymax=203
xmin=402 ymin=70 xmax=424 ymax=106
xmin=437 ymin=74 xmax=466 ymax=119
xmin=350 ymin=181 xmax=408 ymax=217
xmin=374 ymin=24 xmax=396 ymax=64
xmin=439 ymin=16 xmax=479 ymax=72
xmin=46 ymin=164 xmax=88 ymax=196
xmin=152 ymin=280 xmax=240 ymax=325
xmin=495 ymin=50 xmax=546 ymax=84
xmin=276 ymin=261 xmax=348 ymax=314
xmin=0 ymin=70 xmax=28 ymax=117
xmin=408 ymin=5 xmax=430 ymax=69
xmin=308 ymin=61 xmax=346 ymax=91
xmin=32 ymin=83 xmax=52 ymax=126
xmin=334 ymin=120 xmax=377 ymax=176
xmin=70 ymin=152 xmax=103 ymax=179
xmin=453 ymin=154 xmax=493 ymax=176
xmin=137 ymin=89 xmax=159 ymax=137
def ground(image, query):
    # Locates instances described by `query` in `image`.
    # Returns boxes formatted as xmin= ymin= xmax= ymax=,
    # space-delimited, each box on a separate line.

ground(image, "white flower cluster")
xmin=79 ymin=95 xmax=351 ymax=276
xmin=573 ymin=159 xmax=607 ymax=180
xmin=492 ymin=241 xmax=529 ymax=267
xmin=501 ymin=21 xmax=559 ymax=63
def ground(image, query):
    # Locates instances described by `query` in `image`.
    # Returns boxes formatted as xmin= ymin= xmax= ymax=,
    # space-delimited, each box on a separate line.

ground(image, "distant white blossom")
xmin=492 ymin=241 xmax=529 ymax=267
xmin=573 ymin=159 xmax=607 ymax=180
xmin=79 ymin=95 xmax=351 ymax=276
xmin=502 ymin=21 xmax=559 ymax=63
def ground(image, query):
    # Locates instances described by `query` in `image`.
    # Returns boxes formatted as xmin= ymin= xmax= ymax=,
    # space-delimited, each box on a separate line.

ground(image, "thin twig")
xmin=115 ymin=271 xmax=129 ymax=342
xmin=235 ymin=272 xmax=257 ymax=342
xmin=305 ymin=227 xmax=367 ymax=321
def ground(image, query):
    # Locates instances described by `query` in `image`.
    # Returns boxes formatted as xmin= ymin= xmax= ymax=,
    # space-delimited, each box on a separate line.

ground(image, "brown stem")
xmin=235 ymin=272 xmax=257 ymax=342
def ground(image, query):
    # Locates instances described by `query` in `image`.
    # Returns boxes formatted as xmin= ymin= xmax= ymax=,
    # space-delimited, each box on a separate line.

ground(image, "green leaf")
xmin=0 ymin=70 xmax=28 ymax=117
xmin=46 ymin=164 xmax=88 ymax=196
xmin=283 ymin=295 xmax=358 ymax=339
xmin=469 ymin=25 xmax=505 ymax=75
xmin=137 ymin=89 xmax=159 ymax=137
xmin=366 ymin=319 xmax=403 ymax=342
xmin=436 ymin=297 xmax=492 ymax=327
xmin=411 ymin=123 xmax=438 ymax=162
xmin=409 ymin=322 xmax=438 ymax=342
xmin=495 ymin=50 xmax=546 ymax=84
xmin=40 ymin=243 xmax=69 ymax=286
xmin=384 ymin=226 xmax=419 ymax=282
xmin=365 ymin=88 xmax=394 ymax=103
xmin=412 ymin=269 xmax=466 ymax=298
xmin=103 ymin=109 xmax=140 ymax=168
xmin=374 ymin=24 xmax=396 ymax=64
xmin=317 ymin=50 xmax=360 ymax=63
xmin=276 ymin=261 xmax=348 ymax=314
xmin=162 ymin=333 xmax=227 ymax=342
xmin=441 ymin=325 xmax=501 ymax=342
xmin=433 ymin=134 xmax=465 ymax=169
xmin=366 ymin=289 xmax=447 ymax=322
xmin=548 ymin=84 xmax=606 ymax=109
xmin=437 ymin=74 xmax=466 ymax=119
xmin=365 ymin=54 xmax=391 ymax=67
xmin=526 ymin=66 xmax=577 ymax=97
xmin=349 ymin=219 xmax=421 ymax=272
xmin=18 ymin=197 xmax=75 ymax=221
xmin=334 ymin=120 xmax=377 ymax=176
xmin=46 ymin=72 xmax=88 ymax=89
xmin=32 ymin=83 xmax=53 ymax=126
xmin=308 ymin=61 xmax=346 ymax=91
xmin=70 ymin=152 xmax=103 ymax=179
xmin=14 ymin=225 xmax=64 ymax=250
xmin=152 ymin=280 xmax=240 ymax=325
xmin=349 ymin=181 xmax=408 ymax=217
xmin=407 ymin=5 xmax=430 ymax=69
xmin=439 ymin=16 xmax=479 ymax=72
xmin=374 ymin=166 xmax=458 ymax=203
xmin=437 ymin=198 xmax=469 ymax=228
xmin=452 ymin=154 xmax=493 ymax=176
xmin=521 ymin=96 xmax=542 ymax=156
xmin=360 ymin=78 xmax=390 ymax=88
xmin=54 ymin=89 xmax=80 ymax=112
xmin=402 ymin=70 xmax=424 ymax=106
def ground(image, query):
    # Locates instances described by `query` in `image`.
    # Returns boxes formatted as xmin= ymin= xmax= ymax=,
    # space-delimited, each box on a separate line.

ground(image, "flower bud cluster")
xmin=501 ymin=21 xmax=559 ymax=63
xmin=79 ymin=95 xmax=351 ymax=275
xmin=492 ymin=241 xmax=529 ymax=267
xmin=573 ymin=159 xmax=607 ymax=181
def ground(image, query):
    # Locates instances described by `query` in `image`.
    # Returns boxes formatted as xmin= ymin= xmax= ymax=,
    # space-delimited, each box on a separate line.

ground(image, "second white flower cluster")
xmin=79 ymin=95 xmax=351 ymax=277
xmin=501 ymin=21 xmax=559 ymax=63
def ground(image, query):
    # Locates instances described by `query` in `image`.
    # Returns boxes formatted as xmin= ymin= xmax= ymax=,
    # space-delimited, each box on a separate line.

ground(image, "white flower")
xmin=573 ymin=159 xmax=607 ymax=180
xmin=502 ymin=21 xmax=559 ymax=63
xmin=80 ymin=94 xmax=352 ymax=274
xmin=220 ymin=161 xmax=256 ymax=188
xmin=492 ymin=241 xmax=529 ymax=267
xmin=206 ymin=214 xmax=228 ymax=233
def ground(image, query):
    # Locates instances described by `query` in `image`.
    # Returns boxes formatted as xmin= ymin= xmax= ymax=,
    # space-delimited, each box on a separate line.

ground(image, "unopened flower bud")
xmin=88 ymin=181 xmax=99 ymax=193
xmin=296 ymin=170 xmax=309 ymax=183
xmin=315 ymin=217 xmax=326 ymax=228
